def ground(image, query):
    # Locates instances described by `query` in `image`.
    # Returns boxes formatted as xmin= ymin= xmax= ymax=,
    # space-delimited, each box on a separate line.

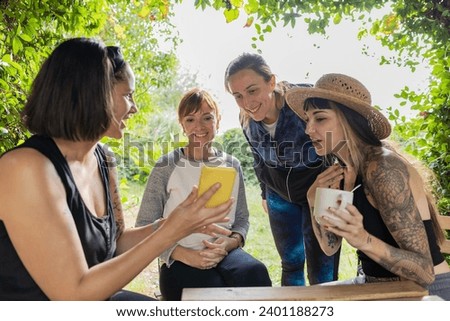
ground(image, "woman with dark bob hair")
xmin=0 ymin=37 xmax=232 ymax=300
xmin=286 ymin=73 xmax=450 ymax=300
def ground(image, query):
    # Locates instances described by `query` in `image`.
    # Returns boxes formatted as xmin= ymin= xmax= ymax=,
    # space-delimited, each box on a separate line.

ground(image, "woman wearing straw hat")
xmin=285 ymin=73 xmax=450 ymax=299
xmin=224 ymin=53 xmax=340 ymax=286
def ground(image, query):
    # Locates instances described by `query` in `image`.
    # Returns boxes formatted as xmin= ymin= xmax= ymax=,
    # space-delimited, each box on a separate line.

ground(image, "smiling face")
xmin=304 ymin=108 xmax=346 ymax=157
xmin=227 ymin=69 xmax=278 ymax=123
xmin=104 ymin=65 xmax=137 ymax=139
xmin=181 ymin=100 xmax=219 ymax=151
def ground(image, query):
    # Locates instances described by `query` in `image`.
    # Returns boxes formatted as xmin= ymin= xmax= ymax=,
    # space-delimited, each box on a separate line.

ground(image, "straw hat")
xmin=285 ymin=73 xmax=391 ymax=140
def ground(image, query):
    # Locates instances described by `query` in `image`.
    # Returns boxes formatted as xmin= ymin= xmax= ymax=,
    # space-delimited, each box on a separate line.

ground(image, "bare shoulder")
xmin=0 ymin=147 xmax=56 ymax=179
xmin=0 ymin=147 xmax=46 ymax=166
xmin=365 ymin=148 xmax=409 ymax=192
xmin=0 ymin=148 xmax=65 ymax=219
xmin=365 ymin=147 xmax=410 ymax=177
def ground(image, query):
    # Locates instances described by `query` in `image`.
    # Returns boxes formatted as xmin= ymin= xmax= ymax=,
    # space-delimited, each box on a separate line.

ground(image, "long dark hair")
xmin=304 ymin=97 xmax=445 ymax=244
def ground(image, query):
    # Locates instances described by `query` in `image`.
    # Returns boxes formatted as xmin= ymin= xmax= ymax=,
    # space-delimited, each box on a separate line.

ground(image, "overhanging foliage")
xmin=0 ymin=0 xmax=448 ymax=216
xmin=187 ymin=0 xmax=450 ymax=215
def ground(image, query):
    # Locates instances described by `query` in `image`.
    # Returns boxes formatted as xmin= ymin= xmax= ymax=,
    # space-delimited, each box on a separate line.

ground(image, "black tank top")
xmin=354 ymin=176 xmax=444 ymax=277
xmin=0 ymin=135 xmax=117 ymax=300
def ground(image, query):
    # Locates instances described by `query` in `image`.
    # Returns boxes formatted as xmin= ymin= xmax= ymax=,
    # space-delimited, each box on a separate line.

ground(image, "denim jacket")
xmin=243 ymin=83 xmax=324 ymax=204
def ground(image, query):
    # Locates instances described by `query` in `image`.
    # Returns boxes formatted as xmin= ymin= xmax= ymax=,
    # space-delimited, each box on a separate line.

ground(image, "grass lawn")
xmin=123 ymin=182 xmax=358 ymax=297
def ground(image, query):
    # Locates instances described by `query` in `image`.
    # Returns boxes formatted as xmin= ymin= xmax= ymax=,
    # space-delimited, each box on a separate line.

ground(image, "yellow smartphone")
xmin=198 ymin=166 xmax=237 ymax=208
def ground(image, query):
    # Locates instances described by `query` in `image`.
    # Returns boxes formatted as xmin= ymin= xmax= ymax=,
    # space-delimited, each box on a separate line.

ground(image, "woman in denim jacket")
xmin=224 ymin=53 xmax=340 ymax=286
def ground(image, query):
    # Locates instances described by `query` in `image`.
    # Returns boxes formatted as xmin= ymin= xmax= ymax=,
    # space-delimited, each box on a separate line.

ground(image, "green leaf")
xmin=223 ymin=8 xmax=239 ymax=23
xmin=230 ymin=0 xmax=243 ymax=7
xmin=18 ymin=33 xmax=32 ymax=42
xmin=244 ymin=0 xmax=259 ymax=14
xmin=333 ymin=13 xmax=342 ymax=24
xmin=264 ymin=25 xmax=272 ymax=33
xmin=137 ymin=5 xmax=151 ymax=18
xmin=0 ymin=79 xmax=9 ymax=90
xmin=12 ymin=37 xmax=23 ymax=55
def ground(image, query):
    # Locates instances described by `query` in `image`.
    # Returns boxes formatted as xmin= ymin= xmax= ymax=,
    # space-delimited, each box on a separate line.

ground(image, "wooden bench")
xmin=181 ymin=280 xmax=428 ymax=301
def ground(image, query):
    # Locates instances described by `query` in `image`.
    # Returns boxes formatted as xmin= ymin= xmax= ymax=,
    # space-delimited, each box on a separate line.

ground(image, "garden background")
xmin=1 ymin=0 xmax=449 ymax=297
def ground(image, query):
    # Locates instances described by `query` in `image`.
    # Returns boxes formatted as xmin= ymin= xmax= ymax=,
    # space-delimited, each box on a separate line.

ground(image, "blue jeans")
xmin=160 ymin=248 xmax=272 ymax=300
xmin=266 ymin=188 xmax=340 ymax=286
xmin=428 ymin=272 xmax=450 ymax=301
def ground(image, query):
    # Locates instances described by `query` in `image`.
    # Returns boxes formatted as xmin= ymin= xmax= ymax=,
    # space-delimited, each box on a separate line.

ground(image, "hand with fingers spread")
xmin=160 ymin=183 xmax=233 ymax=241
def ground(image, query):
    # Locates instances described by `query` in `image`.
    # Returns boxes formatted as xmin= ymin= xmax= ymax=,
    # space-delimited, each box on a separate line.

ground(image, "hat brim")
xmin=285 ymin=87 xmax=392 ymax=140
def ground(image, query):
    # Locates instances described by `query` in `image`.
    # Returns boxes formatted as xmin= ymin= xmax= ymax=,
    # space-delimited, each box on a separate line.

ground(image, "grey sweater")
xmin=135 ymin=148 xmax=250 ymax=267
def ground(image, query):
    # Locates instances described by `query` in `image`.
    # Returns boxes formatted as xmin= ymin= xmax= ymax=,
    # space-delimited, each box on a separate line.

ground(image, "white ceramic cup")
xmin=313 ymin=187 xmax=354 ymax=225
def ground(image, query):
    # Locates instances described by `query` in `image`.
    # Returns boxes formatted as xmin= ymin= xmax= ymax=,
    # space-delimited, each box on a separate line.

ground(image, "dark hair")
xmin=107 ymin=46 xmax=129 ymax=83
xmin=224 ymin=52 xmax=273 ymax=93
xmin=21 ymin=37 xmax=114 ymax=141
xmin=305 ymin=98 xmax=382 ymax=146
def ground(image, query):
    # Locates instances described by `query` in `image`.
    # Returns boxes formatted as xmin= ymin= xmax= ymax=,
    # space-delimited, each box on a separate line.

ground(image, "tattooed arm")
xmin=360 ymin=151 xmax=434 ymax=286
xmin=310 ymin=204 xmax=342 ymax=256
xmin=321 ymin=149 xmax=434 ymax=286
xmin=106 ymin=154 xmax=126 ymax=239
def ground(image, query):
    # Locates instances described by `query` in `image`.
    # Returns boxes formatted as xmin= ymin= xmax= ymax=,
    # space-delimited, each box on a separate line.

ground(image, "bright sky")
xmin=171 ymin=3 xmax=430 ymax=133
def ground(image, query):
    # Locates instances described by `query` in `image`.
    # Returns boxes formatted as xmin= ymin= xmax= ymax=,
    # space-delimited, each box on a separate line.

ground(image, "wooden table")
xmin=182 ymin=280 xmax=429 ymax=301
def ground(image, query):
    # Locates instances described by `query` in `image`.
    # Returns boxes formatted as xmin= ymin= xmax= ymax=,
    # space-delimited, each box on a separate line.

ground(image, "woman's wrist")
xmin=152 ymin=217 xmax=166 ymax=233
xmin=358 ymin=231 xmax=373 ymax=252
xmin=229 ymin=232 xmax=243 ymax=248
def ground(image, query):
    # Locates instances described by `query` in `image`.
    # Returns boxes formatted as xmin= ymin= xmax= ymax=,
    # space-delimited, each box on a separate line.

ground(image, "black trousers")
xmin=159 ymin=248 xmax=272 ymax=300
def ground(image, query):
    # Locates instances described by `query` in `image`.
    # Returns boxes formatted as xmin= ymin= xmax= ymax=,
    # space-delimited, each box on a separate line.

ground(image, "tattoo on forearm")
xmin=365 ymin=153 xmax=433 ymax=284
xmin=312 ymin=206 xmax=339 ymax=249
xmin=378 ymin=251 xmax=434 ymax=287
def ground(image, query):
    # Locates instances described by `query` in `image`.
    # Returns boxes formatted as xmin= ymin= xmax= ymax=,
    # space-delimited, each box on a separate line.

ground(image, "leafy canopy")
xmin=187 ymin=0 xmax=450 ymax=214
xmin=1 ymin=0 xmax=448 ymax=215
